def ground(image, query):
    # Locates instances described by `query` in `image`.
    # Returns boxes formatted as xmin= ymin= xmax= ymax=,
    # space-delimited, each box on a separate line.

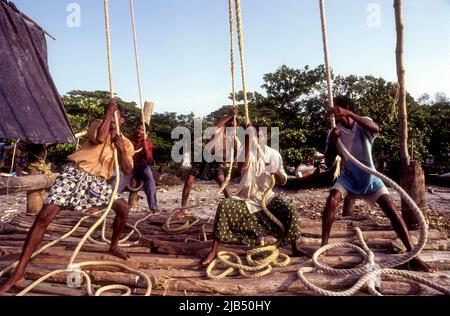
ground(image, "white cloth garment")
xmin=234 ymin=140 xmax=288 ymax=214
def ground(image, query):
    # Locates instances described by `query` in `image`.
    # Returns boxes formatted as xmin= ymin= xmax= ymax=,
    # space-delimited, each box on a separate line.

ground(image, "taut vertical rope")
xmin=229 ymin=0 xmax=237 ymax=110
xmin=234 ymin=0 xmax=250 ymax=126
xmin=129 ymin=0 xmax=147 ymax=139
xmin=218 ymin=0 xmax=238 ymax=194
xmin=319 ymin=0 xmax=335 ymax=128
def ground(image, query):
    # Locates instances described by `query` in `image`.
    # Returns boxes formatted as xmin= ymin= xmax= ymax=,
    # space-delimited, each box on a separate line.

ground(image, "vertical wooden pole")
xmin=394 ymin=0 xmax=427 ymax=228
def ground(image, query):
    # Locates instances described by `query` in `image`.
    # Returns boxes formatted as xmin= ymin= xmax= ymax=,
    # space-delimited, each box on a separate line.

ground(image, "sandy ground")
xmin=1 ymin=182 xmax=449 ymax=235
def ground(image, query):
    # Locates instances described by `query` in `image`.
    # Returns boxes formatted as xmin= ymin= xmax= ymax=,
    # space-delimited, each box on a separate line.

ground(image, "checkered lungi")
xmin=45 ymin=165 xmax=119 ymax=211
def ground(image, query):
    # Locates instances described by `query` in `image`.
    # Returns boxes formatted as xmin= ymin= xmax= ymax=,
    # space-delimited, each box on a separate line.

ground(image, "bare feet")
xmin=291 ymin=244 xmax=310 ymax=257
xmin=0 ymin=273 xmax=25 ymax=294
xmin=201 ymin=250 xmax=218 ymax=266
xmin=408 ymin=257 xmax=435 ymax=273
xmin=395 ymin=257 xmax=435 ymax=273
xmin=174 ymin=210 xmax=188 ymax=220
xmin=109 ymin=246 xmax=130 ymax=260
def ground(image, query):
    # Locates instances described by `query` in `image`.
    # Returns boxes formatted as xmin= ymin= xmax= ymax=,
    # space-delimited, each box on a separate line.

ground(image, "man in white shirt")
xmin=202 ymin=126 xmax=303 ymax=266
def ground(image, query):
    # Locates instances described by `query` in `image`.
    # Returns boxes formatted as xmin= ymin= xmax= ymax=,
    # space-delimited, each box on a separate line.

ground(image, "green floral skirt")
xmin=213 ymin=195 xmax=300 ymax=247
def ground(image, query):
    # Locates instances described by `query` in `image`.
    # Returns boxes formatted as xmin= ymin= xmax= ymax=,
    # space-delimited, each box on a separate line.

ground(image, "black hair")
xmin=135 ymin=121 xmax=149 ymax=130
xmin=333 ymin=95 xmax=356 ymax=113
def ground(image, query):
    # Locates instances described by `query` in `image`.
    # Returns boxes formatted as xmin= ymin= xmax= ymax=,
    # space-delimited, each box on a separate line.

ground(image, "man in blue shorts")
xmin=321 ymin=95 xmax=432 ymax=272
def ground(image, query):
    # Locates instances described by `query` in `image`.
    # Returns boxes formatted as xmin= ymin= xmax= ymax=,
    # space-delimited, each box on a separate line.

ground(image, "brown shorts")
xmin=189 ymin=161 xmax=226 ymax=181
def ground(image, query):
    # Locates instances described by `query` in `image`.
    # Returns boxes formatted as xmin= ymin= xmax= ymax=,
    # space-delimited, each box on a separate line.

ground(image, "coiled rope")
xmin=162 ymin=210 xmax=200 ymax=235
xmin=296 ymin=0 xmax=449 ymax=296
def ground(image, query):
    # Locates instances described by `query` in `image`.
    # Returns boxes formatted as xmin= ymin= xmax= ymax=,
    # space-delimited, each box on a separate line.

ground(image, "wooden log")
xmin=92 ymin=270 xmax=448 ymax=296
xmin=400 ymin=161 xmax=428 ymax=228
xmin=300 ymin=228 xmax=446 ymax=240
xmin=2 ymin=253 xmax=449 ymax=296
xmin=140 ymin=235 xmax=209 ymax=244
xmin=23 ymin=249 xmax=202 ymax=270
xmin=153 ymin=172 xmax=182 ymax=186
xmin=0 ymin=222 xmax=28 ymax=235
xmin=297 ymin=236 xmax=447 ymax=251
xmin=150 ymin=240 xmax=252 ymax=257
xmin=0 ymin=175 xmax=53 ymax=195
xmin=14 ymin=280 xmax=86 ymax=296
xmin=299 ymin=220 xmax=347 ymax=230
xmin=4 ymin=267 xmax=448 ymax=296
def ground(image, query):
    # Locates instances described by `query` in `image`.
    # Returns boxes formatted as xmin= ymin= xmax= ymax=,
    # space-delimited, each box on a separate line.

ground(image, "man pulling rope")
xmin=202 ymin=126 xmax=305 ymax=266
xmin=0 ymin=98 xmax=135 ymax=294
xmin=322 ymin=95 xmax=433 ymax=272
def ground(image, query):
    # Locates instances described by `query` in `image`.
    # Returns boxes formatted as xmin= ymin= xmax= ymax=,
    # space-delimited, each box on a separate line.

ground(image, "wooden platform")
xmin=1 ymin=211 xmax=449 ymax=296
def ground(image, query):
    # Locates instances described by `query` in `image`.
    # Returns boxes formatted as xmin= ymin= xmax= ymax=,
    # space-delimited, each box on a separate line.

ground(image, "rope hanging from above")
xmin=217 ymin=0 xmax=238 ymax=195
xmin=129 ymin=0 xmax=148 ymax=139
xmin=319 ymin=0 xmax=335 ymax=129
xmin=234 ymin=0 xmax=250 ymax=126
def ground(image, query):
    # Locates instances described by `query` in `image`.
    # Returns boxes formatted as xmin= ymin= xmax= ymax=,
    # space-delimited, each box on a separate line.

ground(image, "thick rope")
xmin=87 ymin=210 xmax=152 ymax=247
xmin=297 ymin=227 xmax=450 ymax=296
xmin=296 ymin=0 xmax=449 ymax=296
xmin=129 ymin=0 xmax=147 ymax=139
xmin=162 ymin=210 xmax=200 ymax=235
xmin=234 ymin=0 xmax=250 ymax=126
xmin=319 ymin=0 xmax=335 ymax=128
xmin=161 ymin=202 xmax=204 ymax=235
xmin=218 ymin=0 xmax=238 ymax=194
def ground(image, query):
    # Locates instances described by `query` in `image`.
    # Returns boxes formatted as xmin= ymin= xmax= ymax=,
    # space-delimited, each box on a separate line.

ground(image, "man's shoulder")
xmin=122 ymin=136 xmax=135 ymax=151
xmin=359 ymin=116 xmax=374 ymax=123
xmin=265 ymin=146 xmax=282 ymax=159
xmin=90 ymin=119 xmax=103 ymax=126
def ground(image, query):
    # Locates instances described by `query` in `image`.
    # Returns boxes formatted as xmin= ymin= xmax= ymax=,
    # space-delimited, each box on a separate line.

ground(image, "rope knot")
xmin=67 ymin=263 xmax=81 ymax=270
xmin=366 ymin=263 xmax=382 ymax=289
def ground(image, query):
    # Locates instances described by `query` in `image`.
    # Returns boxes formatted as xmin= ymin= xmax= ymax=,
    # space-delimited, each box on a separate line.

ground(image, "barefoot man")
xmin=0 ymin=98 xmax=135 ymax=293
xmin=179 ymin=107 xmax=240 ymax=217
xmin=322 ymin=95 xmax=433 ymax=272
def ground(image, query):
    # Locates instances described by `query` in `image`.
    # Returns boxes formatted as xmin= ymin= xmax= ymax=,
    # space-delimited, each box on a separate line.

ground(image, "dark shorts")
xmin=189 ymin=161 xmax=226 ymax=181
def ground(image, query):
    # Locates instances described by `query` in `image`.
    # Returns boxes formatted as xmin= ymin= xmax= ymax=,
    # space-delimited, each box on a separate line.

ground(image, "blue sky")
xmin=12 ymin=0 xmax=450 ymax=116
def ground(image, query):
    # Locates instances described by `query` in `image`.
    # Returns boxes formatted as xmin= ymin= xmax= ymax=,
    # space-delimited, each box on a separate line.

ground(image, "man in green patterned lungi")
xmin=202 ymin=126 xmax=304 ymax=265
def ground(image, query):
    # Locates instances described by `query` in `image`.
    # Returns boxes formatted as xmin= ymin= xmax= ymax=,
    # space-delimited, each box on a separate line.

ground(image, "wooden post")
xmin=0 ymin=175 xmax=54 ymax=195
xmin=394 ymin=0 xmax=409 ymax=168
xmin=394 ymin=0 xmax=428 ymax=228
